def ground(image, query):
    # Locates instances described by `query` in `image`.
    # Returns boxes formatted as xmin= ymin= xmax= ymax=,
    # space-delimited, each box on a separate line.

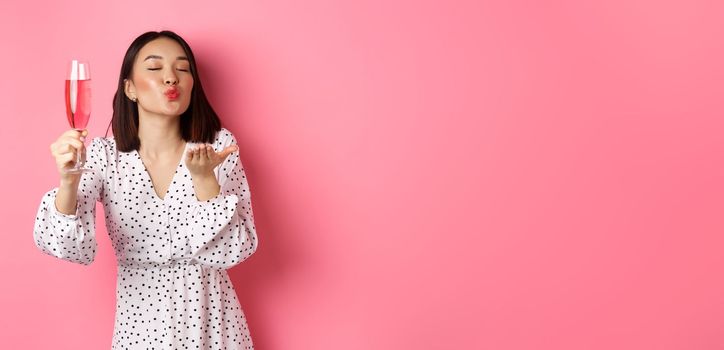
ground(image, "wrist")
xmin=59 ymin=176 xmax=80 ymax=189
xmin=191 ymin=170 xmax=221 ymax=201
xmin=190 ymin=169 xmax=216 ymax=181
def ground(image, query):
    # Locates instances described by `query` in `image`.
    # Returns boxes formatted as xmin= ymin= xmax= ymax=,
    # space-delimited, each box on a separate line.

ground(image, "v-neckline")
xmin=133 ymin=142 xmax=189 ymax=203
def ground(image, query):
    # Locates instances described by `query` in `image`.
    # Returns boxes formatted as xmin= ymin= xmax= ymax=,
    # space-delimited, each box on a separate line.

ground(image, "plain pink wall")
xmin=1 ymin=0 xmax=723 ymax=349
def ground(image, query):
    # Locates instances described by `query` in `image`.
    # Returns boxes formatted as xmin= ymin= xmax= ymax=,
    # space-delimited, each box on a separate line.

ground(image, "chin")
xmin=161 ymin=105 xmax=190 ymax=116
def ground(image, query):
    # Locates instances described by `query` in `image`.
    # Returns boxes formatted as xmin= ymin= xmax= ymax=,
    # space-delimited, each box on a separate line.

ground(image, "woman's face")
xmin=125 ymin=37 xmax=194 ymax=117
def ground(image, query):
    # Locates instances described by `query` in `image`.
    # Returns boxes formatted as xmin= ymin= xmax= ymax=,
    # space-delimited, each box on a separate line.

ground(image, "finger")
xmin=62 ymin=129 xmax=85 ymax=141
xmin=58 ymin=143 xmax=74 ymax=155
xmin=61 ymin=135 xmax=85 ymax=149
xmin=193 ymin=145 xmax=201 ymax=160
xmin=50 ymin=142 xmax=60 ymax=155
xmin=217 ymin=145 xmax=239 ymax=160
xmin=55 ymin=138 xmax=77 ymax=153
xmin=68 ymin=144 xmax=78 ymax=157
xmin=205 ymin=144 xmax=213 ymax=160
xmin=62 ymin=129 xmax=81 ymax=138
xmin=56 ymin=152 xmax=71 ymax=164
xmin=69 ymin=142 xmax=84 ymax=154
xmin=59 ymin=152 xmax=75 ymax=166
xmin=64 ymin=138 xmax=84 ymax=150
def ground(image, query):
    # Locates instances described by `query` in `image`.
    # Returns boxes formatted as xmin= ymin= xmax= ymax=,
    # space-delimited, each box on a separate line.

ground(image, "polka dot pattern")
xmin=33 ymin=128 xmax=258 ymax=349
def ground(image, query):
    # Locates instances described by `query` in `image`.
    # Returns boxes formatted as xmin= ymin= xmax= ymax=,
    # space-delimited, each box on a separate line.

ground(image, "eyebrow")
xmin=143 ymin=55 xmax=189 ymax=61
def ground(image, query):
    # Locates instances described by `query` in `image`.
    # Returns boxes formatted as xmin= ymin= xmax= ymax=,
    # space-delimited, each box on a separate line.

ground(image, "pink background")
xmin=1 ymin=0 xmax=723 ymax=349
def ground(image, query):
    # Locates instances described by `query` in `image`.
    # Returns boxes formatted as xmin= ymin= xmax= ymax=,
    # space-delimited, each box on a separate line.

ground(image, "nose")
xmin=164 ymin=69 xmax=178 ymax=86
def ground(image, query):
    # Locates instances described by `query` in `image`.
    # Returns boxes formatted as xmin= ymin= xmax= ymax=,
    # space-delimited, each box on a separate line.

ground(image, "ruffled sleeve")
xmin=182 ymin=132 xmax=259 ymax=269
xmin=32 ymin=137 xmax=108 ymax=265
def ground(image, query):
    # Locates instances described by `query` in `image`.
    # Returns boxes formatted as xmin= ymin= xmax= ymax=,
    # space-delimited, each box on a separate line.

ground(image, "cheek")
xmin=133 ymin=75 xmax=160 ymax=91
xmin=183 ymin=78 xmax=194 ymax=98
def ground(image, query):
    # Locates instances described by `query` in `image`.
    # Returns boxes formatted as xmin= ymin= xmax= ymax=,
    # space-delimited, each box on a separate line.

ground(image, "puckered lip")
xmin=164 ymin=88 xmax=179 ymax=99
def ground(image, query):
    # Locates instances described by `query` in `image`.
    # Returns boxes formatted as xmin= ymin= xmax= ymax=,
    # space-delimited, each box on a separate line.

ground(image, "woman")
xmin=33 ymin=30 xmax=259 ymax=349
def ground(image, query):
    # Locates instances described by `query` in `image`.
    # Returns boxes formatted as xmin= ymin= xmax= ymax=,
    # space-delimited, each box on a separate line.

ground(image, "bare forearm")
xmin=55 ymin=178 xmax=80 ymax=215
xmin=191 ymin=171 xmax=221 ymax=201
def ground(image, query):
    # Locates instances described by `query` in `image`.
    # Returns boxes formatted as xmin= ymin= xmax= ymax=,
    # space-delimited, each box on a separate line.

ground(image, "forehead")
xmin=136 ymin=37 xmax=187 ymax=62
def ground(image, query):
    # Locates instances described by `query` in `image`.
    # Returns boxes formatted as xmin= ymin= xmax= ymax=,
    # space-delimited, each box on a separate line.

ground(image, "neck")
xmin=137 ymin=111 xmax=184 ymax=159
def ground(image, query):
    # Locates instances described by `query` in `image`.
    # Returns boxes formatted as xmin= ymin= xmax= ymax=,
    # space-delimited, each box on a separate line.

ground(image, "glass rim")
xmin=67 ymin=59 xmax=91 ymax=80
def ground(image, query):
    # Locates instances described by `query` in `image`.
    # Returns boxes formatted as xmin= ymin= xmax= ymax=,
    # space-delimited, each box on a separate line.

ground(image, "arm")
xmin=191 ymin=170 xmax=221 ymax=201
xmin=55 ymin=178 xmax=81 ymax=215
xmin=33 ymin=138 xmax=107 ymax=265
xmin=181 ymin=134 xmax=259 ymax=269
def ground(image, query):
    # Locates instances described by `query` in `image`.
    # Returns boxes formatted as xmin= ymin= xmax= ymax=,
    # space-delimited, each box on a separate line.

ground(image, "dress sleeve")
xmin=182 ymin=133 xmax=259 ymax=269
xmin=32 ymin=137 xmax=107 ymax=265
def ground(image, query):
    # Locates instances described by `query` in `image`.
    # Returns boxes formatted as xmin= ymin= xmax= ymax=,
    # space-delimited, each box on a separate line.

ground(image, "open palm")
xmin=186 ymin=143 xmax=238 ymax=177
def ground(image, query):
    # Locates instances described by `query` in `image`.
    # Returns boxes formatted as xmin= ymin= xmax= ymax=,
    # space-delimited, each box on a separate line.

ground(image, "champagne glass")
xmin=64 ymin=59 xmax=92 ymax=174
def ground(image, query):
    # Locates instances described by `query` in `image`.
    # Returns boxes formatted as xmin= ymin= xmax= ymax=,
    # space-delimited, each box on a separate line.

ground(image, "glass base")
xmin=63 ymin=166 xmax=94 ymax=174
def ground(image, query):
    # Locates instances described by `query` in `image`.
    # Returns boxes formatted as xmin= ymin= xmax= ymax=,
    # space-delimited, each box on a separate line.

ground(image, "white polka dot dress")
xmin=33 ymin=128 xmax=259 ymax=349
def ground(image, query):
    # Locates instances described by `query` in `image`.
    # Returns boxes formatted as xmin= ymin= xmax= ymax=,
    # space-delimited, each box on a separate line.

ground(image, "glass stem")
xmin=76 ymin=136 xmax=84 ymax=168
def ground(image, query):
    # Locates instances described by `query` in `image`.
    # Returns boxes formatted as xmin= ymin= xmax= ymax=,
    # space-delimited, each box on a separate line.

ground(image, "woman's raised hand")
xmin=50 ymin=129 xmax=87 ymax=183
xmin=186 ymin=143 xmax=238 ymax=178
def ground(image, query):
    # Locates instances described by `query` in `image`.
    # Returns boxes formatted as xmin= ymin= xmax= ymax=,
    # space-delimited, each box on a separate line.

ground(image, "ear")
xmin=124 ymin=79 xmax=136 ymax=100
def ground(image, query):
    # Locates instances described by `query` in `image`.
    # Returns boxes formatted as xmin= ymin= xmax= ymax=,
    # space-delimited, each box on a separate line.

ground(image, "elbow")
xmin=235 ymin=227 xmax=259 ymax=265
xmin=35 ymin=241 xmax=96 ymax=266
xmin=33 ymin=228 xmax=97 ymax=266
xmin=58 ymin=246 xmax=97 ymax=265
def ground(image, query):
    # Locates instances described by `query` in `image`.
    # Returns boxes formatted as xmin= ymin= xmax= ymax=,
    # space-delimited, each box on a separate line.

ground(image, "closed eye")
xmin=146 ymin=67 xmax=188 ymax=71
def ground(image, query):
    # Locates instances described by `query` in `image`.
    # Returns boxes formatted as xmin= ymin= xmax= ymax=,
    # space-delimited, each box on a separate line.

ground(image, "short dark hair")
xmin=106 ymin=30 xmax=221 ymax=152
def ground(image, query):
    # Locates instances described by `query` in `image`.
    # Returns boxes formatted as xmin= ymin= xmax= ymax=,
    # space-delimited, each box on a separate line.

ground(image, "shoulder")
xmin=213 ymin=128 xmax=243 ymax=169
xmin=213 ymin=127 xmax=238 ymax=148
xmin=86 ymin=136 xmax=118 ymax=165
xmin=87 ymin=136 xmax=108 ymax=153
xmin=88 ymin=136 xmax=117 ymax=152
xmin=190 ymin=128 xmax=238 ymax=153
